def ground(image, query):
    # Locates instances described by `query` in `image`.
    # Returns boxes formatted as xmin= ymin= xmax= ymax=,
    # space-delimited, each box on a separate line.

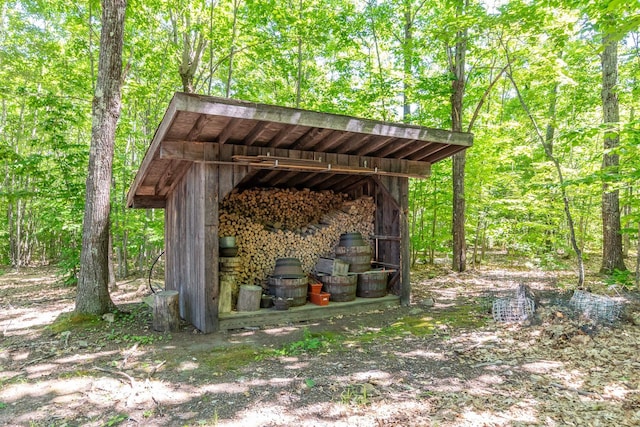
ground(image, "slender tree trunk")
xmin=76 ymin=0 xmax=126 ymax=315
xmin=624 ymin=107 xmax=636 ymax=257
xmin=225 ymin=0 xmax=240 ymax=98
xmin=472 ymin=209 xmax=484 ymax=269
xmin=295 ymin=0 xmax=303 ymax=108
xmin=208 ymin=0 xmax=215 ymax=95
xmin=366 ymin=2 xmax=388 ymax=120
xmin=402 ymin=2 xmax=413 ymax=122
xmin=622 ymin=186 xmax=631 ymax=258
xmin=600 ymin=34 xmax=626 ymax=274
xmin=15 ymin=197 xmax=22 ymax=269
xmin=480 ymin=220 xmax=487 ymax=263
xmin=600 ymin=35 xmax=627 ymax=274
xmin=409 ymin=182 xmax=418 ymax=267
xmin=450 ymin=13 xmax=467 ymax=272
xmin=636 ymin=221 xmax=640 ymax=289
xmin=545 ymin=82 xmax=559 ymax=156
xmin=429 ymin=179 xmax=437 ymax=265
xmin=108 ymin=233 xmax=117 ymax=290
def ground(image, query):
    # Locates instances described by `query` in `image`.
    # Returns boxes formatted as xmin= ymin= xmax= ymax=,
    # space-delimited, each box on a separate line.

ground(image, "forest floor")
xmin=1 ymin=257 xmax=640 ymax=426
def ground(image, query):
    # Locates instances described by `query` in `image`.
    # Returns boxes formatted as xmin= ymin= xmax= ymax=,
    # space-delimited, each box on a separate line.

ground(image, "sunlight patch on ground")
xmin=201 ymin=376 xmax=295 ymax=395
xmin=521 ymin=359 xmax=564 ymax=374
xmin=475 ymin=373 xmax=505 ymax=386
xmin=178 ymin=360 xmax=200 ymax=371
xmin=283 ymin=359 xmax=311 ymax=370
xmin=1 ymin=306 xmax=74 ymax=335
xmin=349 ymin=369 xmax=393 ymax=382
xmin=54 ymin=349 xmax=120 ymax=365
xmin=460 ymin=407 xmax=539 ymax=425
xmin=394 ymin=348 xmax=446 ymax=361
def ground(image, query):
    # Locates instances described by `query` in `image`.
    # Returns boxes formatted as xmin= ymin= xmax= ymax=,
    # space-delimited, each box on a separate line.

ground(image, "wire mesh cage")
xmin=491 ymin=283 xmax=537 ymax=323
xmin=569 ymin=290 xmax=623 ymax=324
xmin=492 ymin=296 xmax=536 ymax=322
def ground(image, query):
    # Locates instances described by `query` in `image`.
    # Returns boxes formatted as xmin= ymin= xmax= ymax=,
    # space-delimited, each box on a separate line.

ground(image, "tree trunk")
xmin=295 ymin=0 xmax=303 ymax=108
xmin=545 ymin=82 xmax=558 ymax=156
xmin=429 ymin=178 xmax=437 ymax=265
xmin=622 ymin=186 xmax=631 ymax=258
xmin=75 ymin=0 xmax=126 ymax=315
xmin=225 ymin=0 xmax=241 ymax=98
xmin=636 ymin=221 xmax=640 ymax=289
xmin=108 ymin=233 xmax=116 ymax=290
xmin=600 ymin=34 xmax=626 ymax=274
xmin=450 ymin=14 xmax=467 ymax=272
xmin=402 ymin=2 xmax=413 ymax=122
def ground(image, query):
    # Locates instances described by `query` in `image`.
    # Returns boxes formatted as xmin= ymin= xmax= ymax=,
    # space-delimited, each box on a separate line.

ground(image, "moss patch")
xmin=351 ymin=304 xmax=488 ymax=342
xmin=48 ymin=312 xmax=101 ymax=334
xmin=199 ymin=345 xmax=262 ymax=373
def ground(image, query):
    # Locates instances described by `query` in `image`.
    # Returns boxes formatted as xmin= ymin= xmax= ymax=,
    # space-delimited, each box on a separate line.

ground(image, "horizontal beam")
xmin=129 ymin=195 xmax=166 ymax=208
xmin=159 ymin=140 xmax=431 ymax=179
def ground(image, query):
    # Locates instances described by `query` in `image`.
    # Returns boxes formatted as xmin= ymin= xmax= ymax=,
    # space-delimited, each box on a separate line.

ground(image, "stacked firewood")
xmin=219 ymin=188 xmax=375 ymax=286
xmin=220 ymin=187 xmax=345 ymax=230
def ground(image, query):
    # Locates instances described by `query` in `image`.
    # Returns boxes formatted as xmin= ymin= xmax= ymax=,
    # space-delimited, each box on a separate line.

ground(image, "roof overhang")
xmin=127 ymin=93 xmax=473 ymax=208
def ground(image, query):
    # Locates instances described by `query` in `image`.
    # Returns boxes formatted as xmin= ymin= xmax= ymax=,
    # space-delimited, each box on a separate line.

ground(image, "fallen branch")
xmin=20 ymin=352 xmax=57 ymax=369
xmin=93 ymin=366 xmax=136 ymax=389
xmin=119 ymin=343 xmax=139 ymax=369
xmin=549 ymin=382 xmax=609 ymax=400
xmin=148 ymin=360 xmax=166 ymax=378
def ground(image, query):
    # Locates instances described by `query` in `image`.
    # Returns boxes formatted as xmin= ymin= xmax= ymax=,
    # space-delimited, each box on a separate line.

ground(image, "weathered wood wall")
xmin=165 ymin=153 xmax=250 ymax=333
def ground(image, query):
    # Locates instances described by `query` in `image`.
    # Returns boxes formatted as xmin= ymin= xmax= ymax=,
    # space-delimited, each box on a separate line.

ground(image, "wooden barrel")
xmin=219 ymin=256 xmax=242 ymax=272
xmin=272 ymin=257 xmax=304 ymax=278
xmin=320 ymin=274 xmax=357 ymax=302
xmin=268 ymin=276 xmax=308 ymax=307
xmin=335 ymin=245 xmax=372 ymax=273
xmin=339 ymin=232 xmax=366 ymax=247
xmin=357 ymin=271 xmax=388 ymax=298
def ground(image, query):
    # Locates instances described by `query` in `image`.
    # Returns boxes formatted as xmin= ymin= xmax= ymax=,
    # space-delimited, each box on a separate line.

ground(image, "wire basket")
xmin=492 ymin=296 xmax=535 ymax=322
xmin=569 ymin=290 xmax=622 ymax=323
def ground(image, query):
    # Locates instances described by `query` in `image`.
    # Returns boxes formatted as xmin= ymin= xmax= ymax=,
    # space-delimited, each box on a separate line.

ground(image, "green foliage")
xmin=272 ymin=328 xmax=333 ymax=356
xmin=340 ymin=384 xmax=371 ymax=406
xmin=105 ymin=330 xmax=161 ymax=345
xmin=0 ymin=0 xmax=638 ymax=281
xmin=604 ymin=269 xmax=636 ymax=289
xmin=104 ymin=413 xmax=129 ymax=427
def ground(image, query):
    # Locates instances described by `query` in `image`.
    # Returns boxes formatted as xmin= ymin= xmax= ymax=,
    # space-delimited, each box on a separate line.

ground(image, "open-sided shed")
xmin=127 ymin=93 xmax=472 ymax=333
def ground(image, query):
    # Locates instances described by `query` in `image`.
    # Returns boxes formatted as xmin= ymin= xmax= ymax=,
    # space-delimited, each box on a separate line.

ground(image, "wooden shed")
xmin=127 ymin=93 xmax=472 ymax=333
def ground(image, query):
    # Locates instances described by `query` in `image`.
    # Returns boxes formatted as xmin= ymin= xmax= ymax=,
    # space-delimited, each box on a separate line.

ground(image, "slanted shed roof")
xmin=127 ymin=93 xmax=473 ymax=208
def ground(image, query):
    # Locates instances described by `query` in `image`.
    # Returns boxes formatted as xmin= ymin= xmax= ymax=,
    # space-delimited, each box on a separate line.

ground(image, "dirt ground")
xmin=1 ymin=262 xmax=639 ymax=426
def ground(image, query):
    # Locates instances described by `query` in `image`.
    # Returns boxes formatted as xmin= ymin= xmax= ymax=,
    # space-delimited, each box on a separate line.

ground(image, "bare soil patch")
xmin=1 ymin=264 xmax=639 ymax=426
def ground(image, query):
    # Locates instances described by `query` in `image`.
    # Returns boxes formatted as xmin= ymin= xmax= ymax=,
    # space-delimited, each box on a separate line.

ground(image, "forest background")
xmin=1 ymin=0 xmax=639 ymax=287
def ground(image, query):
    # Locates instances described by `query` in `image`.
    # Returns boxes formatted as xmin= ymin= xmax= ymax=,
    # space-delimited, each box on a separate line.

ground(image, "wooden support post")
xmin=219 ymin=274 xmax=235 ymax=313
xmin=153 ymin=290 xmax=180 ymax=332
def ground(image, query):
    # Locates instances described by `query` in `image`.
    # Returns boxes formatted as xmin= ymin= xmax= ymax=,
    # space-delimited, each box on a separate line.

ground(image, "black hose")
xmin=148 ymin=250 xmax=165 ymax=294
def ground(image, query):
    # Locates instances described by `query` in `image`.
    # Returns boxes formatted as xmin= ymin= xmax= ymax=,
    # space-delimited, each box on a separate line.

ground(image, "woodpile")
xmin=220 ymin=187 xmax=345 ymax=230
xmin=219 ymin=188 xmax=375 ymax=287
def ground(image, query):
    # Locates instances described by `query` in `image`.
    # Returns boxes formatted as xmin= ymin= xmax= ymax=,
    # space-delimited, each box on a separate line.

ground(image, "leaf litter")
xmin=0 ymin=266 xmax=639 ymax=426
